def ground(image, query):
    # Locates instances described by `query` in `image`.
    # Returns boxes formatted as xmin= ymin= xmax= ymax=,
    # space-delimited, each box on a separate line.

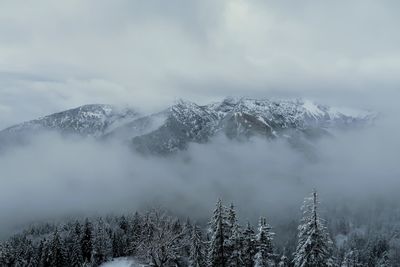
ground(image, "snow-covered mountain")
xmin=129 ymin=98 xmax=375 ymax=154
xmin=2 ymin=104 xmax=139 ymax=137
xmin=0 ymin=104 xmax=139 ymax=149
xmin=0 ymin=98 xmax=376 ymax=154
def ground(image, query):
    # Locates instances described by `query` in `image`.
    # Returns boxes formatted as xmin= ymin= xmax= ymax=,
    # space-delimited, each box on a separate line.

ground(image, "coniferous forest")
xmin=0 ymin=191 xmax=396 ymax=267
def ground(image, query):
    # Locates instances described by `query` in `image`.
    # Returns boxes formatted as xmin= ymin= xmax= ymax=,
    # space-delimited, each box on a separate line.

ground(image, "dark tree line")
xmin=0 ymin=191 xmax=396 ymax=266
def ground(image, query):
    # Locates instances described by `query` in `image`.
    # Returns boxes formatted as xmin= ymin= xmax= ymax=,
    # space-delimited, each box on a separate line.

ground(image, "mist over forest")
xmin=0 ymin=101 xmax=399 ymax=233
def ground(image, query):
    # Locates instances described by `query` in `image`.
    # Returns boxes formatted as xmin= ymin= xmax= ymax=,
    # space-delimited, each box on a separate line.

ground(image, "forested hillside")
xmin=0 ymin=191 xmax=396 ymax=267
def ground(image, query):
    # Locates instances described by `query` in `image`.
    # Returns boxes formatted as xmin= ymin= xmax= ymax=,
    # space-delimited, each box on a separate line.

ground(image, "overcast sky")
xmin=1 ymin=0 xmax=399 ymax=129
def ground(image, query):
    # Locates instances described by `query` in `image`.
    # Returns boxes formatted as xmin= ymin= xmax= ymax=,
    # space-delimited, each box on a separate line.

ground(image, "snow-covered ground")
xmin=100 ymin=257 xmax=148 ymax=267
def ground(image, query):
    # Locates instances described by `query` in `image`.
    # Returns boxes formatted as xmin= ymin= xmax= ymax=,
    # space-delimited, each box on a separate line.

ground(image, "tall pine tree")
xmin=241 ymin=222 xmax=257 ymax=267
xmin=293 ymin=190 xmax=334 ymax=267
xmin=189 ymin=224 xmax=206 ymax=267
xmin=254 ymin=217 xmax=275 ymax=267
xmin=208 ymin=199 xmax=230 ymax=267
xmin=227 ymin=222 xmax=244 ymax=267
xmin=226 ymin=203 xmax=242 ymax=267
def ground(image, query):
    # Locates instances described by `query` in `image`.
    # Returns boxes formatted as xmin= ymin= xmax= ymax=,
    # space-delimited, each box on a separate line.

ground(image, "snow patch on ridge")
xmin=302 ymin=99 xmax=325 ymax=118
xmin=100 ymin=257 xmax=147 ymax=267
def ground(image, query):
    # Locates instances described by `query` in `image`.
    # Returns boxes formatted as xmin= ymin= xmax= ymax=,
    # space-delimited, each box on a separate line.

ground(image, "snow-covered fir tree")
xmin=225 ymin=203 xmax=243 ymax=267
xmin=32 ymin=240 xmax=44 ymax=267
xmin=341 ymin=249 xmax=362 ymax=267
xmin=39 ymin=239 xmax=51 ymax=267
xmin=241 ymin=222 xmax=257 ymax=267
xmin=126 ymin=211 xmax=142 ymax=256
xmin=19 ymin=238 xmax=35 ymax=266
xmin=81 ymin=218 xmax=93 ymax=264
xmin=227 ymin=222 xmax=244 ymax=267
xmin=182 ymin=217 xmax=194 ymax=256
xmin=254 ymin=217 xmax=275 ymax=267
xmin=227 ymin=203 xmax=238 ymax=236
xmin=67 ymin=221 xmax=84 ymax=267
xmin=278 ymin=254 xmax=290 ymax=267
xmin=111 ymin=229 xmax=123 ymax=258
xmin=366 ymin=237 xmax=390 ymax=267
xmin=184 ymin=217 xmax=193 ymax=236
xmin=118 ymin=215 xmax=129 ymax=234
xmin=293 ymin=190 xmax=334 ymax=267
xmin=208 ymin=199 xmax=230 ymax=267
xmin=91 ymin=218 xmax=112 ymax=266
xmin=189 ymin=224 xmax=206 ymax=267
xmin=48 ymin=229 xmax=65 ymax=267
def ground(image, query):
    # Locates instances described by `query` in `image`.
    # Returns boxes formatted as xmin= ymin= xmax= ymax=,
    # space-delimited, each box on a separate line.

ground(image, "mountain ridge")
xmin=0 ymin=98 xmax=376 ymax=154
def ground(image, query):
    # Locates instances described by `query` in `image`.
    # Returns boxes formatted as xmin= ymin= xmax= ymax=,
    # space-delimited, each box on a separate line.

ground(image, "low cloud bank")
xmin=0 ymin=114 xmax=399 ymax=238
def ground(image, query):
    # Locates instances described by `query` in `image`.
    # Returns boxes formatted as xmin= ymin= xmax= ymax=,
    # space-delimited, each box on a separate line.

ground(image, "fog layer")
xmin=0 ymin=110 xmax=399 ymax=238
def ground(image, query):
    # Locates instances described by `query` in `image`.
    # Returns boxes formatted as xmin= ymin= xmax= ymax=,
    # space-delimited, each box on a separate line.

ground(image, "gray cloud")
xmin=1 ymin=0 xmax=400 ymax=128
